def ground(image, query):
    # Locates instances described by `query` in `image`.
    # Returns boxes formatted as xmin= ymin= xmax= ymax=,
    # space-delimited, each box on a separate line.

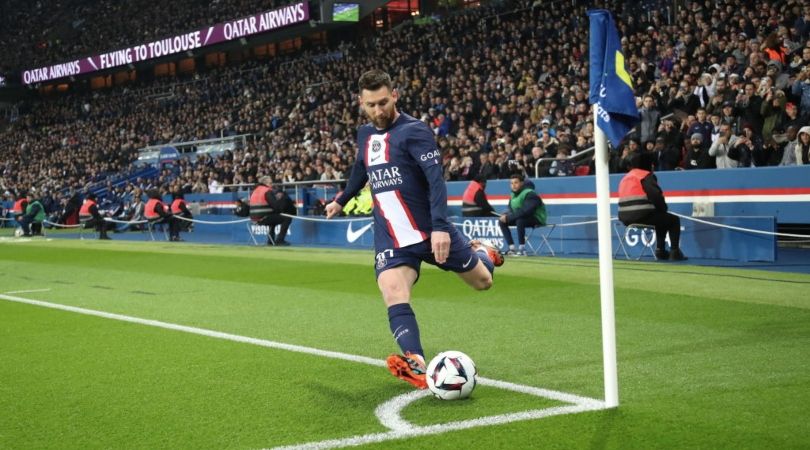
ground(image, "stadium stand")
xmin=1 ymin=0 xmax=809 ymax=226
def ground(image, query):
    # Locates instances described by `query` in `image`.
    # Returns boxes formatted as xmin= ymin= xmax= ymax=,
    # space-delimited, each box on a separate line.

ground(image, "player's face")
xmin=359 ymin=86 xmax=398 ymax=129
xmin=510 ymin=178 xmax=523 ymax=193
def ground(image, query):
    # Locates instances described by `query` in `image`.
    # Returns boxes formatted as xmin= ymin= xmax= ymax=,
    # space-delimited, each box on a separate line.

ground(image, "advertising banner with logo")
xmin=191 ymin=215 xmax=375 ymax=248
xmin=190 ymin=214 xmax=774 ymax=262
xmin=21 ymin=2 xmax=309 ymax=85
xmin=559 ymin=215 xmax=775 ymax=262
xmin=158 ymin=146 xmax=180 ymax=164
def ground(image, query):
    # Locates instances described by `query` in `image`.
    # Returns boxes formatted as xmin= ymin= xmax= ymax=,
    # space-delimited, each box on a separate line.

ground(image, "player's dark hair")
xmin=510 ymin=173 xmax=525 ymax=182
xmin=358 ymin=69 xmax=392 ymax=92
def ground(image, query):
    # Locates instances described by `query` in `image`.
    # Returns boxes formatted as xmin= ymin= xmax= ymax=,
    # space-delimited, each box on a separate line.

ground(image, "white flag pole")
xmin=593 ymin=106 xmax=619 ymax=408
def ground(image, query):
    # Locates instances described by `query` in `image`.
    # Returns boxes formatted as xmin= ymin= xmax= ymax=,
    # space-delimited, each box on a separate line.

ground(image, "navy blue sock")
xmin=476 ymin=248 xmax=494 ymax=275
xmin=387 ymin=303 xmax=423 ymax=358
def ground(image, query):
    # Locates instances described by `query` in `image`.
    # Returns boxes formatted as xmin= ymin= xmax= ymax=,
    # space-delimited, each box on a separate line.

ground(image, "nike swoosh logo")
xmin=346 ymin=222 xmax=374 ymax=243
xmin=370 ymin=155 xmax=381 ymax=162
xmin=462 ymin=255 xmax=474 ymax=269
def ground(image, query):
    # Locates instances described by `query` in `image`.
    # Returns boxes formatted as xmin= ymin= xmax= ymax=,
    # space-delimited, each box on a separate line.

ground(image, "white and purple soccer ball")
xmin=426 ymin=350 xmax=477 ymax=400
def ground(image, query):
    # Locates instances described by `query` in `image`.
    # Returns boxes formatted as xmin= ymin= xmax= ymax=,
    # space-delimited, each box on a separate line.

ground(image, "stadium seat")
xmin=146 ymin=220 xmax=169 ymax=241
xmin=247 ymin=221 xmax=275 ymax=246
xmin=79 ymin=221 xmax=99 ymax=240
xmin=523 ymin=224 xmax=556 ymax=256
xmin=613 ymin=222 xmax=657 ymax=260
xmin=574 ymin=165 xmax=591 ymax=176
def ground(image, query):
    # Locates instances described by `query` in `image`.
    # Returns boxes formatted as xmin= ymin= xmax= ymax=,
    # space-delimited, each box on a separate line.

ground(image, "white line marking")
xmin=0 ymin=293 xmax=607 ymax=448
xmin=3 ymin=289 xmax=52 ymax=295
xmin=0 ymin=237 xmax=54 ymax=243
xmin=0 ymin=293 xmax=384 ymax=367
xmin=273 ymin=389 xmax=600 ymax=450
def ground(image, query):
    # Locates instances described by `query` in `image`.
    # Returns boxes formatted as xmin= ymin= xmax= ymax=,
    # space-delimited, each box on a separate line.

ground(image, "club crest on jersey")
xmin=366 ymin=133 xmax=390 ymax=167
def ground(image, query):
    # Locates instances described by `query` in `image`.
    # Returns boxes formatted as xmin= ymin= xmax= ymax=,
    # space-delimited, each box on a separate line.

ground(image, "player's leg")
xmin=18 ymin=216 xmax=31 ymax=236
xmin=498 ymin=218 xmax=517 ymax=254
xmin=515 ymin=216 xmax=542 ymax=255
xmin=378 ymin=264 xmax=428 ymax=389
xmin=441 ymin=228 xmax=497 ymax=290
xmin=378 ymin=265 xmax=421 ymax=353
xmin=456 ymin=260 xmax=493 ymax=290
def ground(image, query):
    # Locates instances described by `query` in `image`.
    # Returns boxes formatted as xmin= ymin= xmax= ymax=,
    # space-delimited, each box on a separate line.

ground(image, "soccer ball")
xmin=14 ymin=228 xmax=24 ymax=237
xmin=426 ymin=350 xmax=477 ymax=400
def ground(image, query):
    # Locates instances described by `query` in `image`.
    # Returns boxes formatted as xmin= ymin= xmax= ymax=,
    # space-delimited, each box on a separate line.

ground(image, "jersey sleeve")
xmin=407 ymin=123 xmax=449 ymax=232
xmin=336 ymin=135 xmax=368 ymax=206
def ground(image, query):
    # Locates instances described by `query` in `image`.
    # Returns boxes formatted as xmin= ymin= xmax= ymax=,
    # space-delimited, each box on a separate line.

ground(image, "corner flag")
xmin=588 ymin=10 xmax=639 ymax=148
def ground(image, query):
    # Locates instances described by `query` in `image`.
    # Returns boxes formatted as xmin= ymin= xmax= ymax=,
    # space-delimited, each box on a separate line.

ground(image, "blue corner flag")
xmin=588 ymin=10 xmax=639 ymax=148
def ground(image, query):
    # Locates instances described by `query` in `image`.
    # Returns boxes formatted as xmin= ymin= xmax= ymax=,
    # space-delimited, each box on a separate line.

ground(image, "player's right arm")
xmin=326 ymin=146 xmax=368 ymax=219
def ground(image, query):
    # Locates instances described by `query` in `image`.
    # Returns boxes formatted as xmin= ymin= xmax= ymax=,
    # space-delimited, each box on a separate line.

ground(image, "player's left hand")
xmin=431 ymin=231 xmax=450 ymax=264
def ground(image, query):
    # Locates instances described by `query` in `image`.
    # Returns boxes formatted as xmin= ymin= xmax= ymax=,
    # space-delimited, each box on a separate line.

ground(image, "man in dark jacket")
xmin=144 ymin=189 xmax=180 ymax=241
xmin=17 ymin=191 xmax=45 ymax=237
xmin=249 ymin=176 xmax=295 ymax=246
xmin=617 ymin=153 xmax=686 ymax=261
xmin=461 ymin=175 xmax=494 ymax=217
xmin=267 ymin=183 xmax=296 ymax=246
xmin=170 ymin=191 xmax=193 ymax=235
xmin=78 ymin=192 xmax=111 ymax=239
xmin=497 ymin=173 xmax=547 ymax=256
xmin=683 ymin=133 xmax=715 ymax=169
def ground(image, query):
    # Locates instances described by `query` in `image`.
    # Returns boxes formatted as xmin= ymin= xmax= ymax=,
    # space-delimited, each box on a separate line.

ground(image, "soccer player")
xmin=325 ymin=69 xmax=503 ymax=390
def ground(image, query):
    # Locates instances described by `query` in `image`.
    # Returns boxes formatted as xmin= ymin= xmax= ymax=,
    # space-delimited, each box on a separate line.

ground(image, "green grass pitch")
xmin=1 ymin=236 xmax=809 ymax=449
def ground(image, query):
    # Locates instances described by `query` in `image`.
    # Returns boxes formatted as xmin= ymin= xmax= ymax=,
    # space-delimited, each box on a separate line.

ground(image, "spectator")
xmin=1 ymin=0 xmax=809 ymax=196
xmin=687 ymin=108 xmax=714 ymax=143
xmin=709 ymin=123 xmax=740 ymax=168
xmin=548 ymin=145 xmax=574 ymax=176
xmin=781 ymin=126 xmax=810 ymax=165
xmin=638 ymin=95 xmax=661 ymax=144
xmin=791 ymin=66 xmax=810 ymax=121
xmin=684 ymin=133 xmax=714 ymax=170
xmin=498 ymin=173 xmax=547 ymax=256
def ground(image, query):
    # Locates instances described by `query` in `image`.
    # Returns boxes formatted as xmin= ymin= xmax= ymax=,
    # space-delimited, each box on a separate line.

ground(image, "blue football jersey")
xmin=338 ymin=113 xmax=449 ymax=249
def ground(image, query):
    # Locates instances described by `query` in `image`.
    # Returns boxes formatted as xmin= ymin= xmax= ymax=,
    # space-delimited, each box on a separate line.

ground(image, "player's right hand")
xmin=325 ymin=201 xmax=342 ymax=219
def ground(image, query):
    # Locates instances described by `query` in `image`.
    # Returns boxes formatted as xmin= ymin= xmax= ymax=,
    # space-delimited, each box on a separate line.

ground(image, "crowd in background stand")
xmin=0 ymin=0 xmax=289 ymax=75
xmin=2 ymin=0 xmax=810 ymax=225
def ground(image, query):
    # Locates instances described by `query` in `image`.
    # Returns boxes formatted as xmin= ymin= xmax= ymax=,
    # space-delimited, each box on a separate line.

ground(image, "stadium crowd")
xmin=2 ymin=0 xmax=810 ymax=222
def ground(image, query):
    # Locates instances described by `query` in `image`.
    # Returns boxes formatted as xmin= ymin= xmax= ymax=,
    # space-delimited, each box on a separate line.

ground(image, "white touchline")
xmin=0 ymin=293 xmax=607 ymax=449
xmin=3 ymin=288 xmax=52 ymax=295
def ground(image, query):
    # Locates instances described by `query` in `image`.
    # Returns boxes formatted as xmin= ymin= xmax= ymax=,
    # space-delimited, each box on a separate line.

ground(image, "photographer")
xmin=729 ymin=125 xmax=760 ymax=168
xmin=735 ymin=82 xmax=764 ymax=136
xmin=709 ymin=124 xmax=740 ymax=168
xmin=666 ymin=81 xmax=700 ymax=115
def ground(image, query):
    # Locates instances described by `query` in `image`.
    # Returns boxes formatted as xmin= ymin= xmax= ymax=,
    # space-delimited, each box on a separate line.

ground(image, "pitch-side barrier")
xmin=4 ymin=213 xmax=798 ymax=263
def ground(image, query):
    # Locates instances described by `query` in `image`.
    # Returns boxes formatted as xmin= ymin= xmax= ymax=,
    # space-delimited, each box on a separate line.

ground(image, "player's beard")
xmin=371 ymin=107 xmax=396 ymax=129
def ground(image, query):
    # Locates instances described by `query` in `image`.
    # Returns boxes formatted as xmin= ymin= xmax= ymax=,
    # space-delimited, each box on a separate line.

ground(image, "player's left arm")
xmin=408 ymin=123 xmax=451 ymax=262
